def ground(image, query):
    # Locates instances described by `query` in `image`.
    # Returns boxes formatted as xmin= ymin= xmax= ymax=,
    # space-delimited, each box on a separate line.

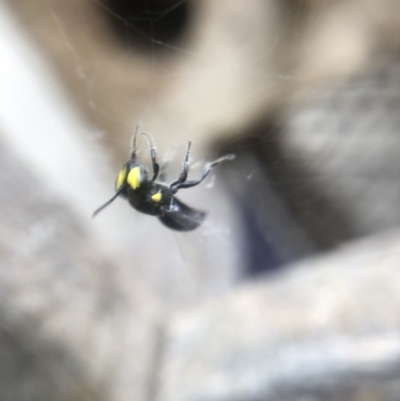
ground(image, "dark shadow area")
xmin=239 ymin=199 xmax=282 ymax=276
xmin=97 ymin=0 xmax=191 ymax=52
xmin=217 ymin=117 xmax=357 ymax=277
xmin=250 ymin=120 xmax=357 ymax=250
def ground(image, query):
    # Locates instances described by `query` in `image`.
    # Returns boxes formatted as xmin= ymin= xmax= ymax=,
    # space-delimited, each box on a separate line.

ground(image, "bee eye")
xmin=127 ymin=166 xmax=142 ymax=190
xmin=115 ymin=167 xmax=127 ymax=190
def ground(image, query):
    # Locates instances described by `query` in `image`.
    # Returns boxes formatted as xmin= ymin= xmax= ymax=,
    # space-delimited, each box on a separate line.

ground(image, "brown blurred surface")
xmin=2 ymin=0 xmax=400 ymax=400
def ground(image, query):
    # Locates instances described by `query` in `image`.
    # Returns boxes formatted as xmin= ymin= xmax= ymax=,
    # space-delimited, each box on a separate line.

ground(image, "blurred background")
xmin=2 ymin=0 xmax=400 ymax=400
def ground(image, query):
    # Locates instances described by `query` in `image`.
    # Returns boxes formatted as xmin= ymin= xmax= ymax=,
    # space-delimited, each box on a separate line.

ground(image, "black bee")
xmin=93 ymin=127 xmax=235 ymax=231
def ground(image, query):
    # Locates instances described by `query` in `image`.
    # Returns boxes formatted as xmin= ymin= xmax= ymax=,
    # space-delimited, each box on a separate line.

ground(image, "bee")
xmin=93 ymin=127 xmax=235 ymax=231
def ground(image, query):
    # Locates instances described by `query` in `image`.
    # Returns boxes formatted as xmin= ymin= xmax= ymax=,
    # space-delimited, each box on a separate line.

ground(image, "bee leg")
xmin=170 ymin=141 xmax=191 ymax=187
xmin=172 ymin=154 xmax=235 ymax=190
xmin=158 ymin=161 xmax=168 ymax=182
xmin=140 ymin=132 xmax=160 ymax=182
xmin=130 ymin=125 xmax=140 ymax=159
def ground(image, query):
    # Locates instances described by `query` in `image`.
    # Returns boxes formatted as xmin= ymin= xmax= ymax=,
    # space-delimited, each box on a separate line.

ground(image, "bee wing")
xmin=159 ymin=196 xmax=206 ymax=231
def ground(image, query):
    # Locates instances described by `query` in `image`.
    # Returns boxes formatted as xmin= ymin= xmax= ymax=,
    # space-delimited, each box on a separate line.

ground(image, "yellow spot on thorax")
xmin=151 ymin=192 xmax=162 ymax=202
xmin=127 ymin=166 xmax=141 ymax=189
xmin=116 ymin=167 xmax=127 ymax=190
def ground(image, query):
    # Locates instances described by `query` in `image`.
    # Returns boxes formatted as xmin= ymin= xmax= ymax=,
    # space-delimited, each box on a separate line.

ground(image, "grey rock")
xmin=0 ymin=140 xmax=161 ymax=401
xmin=159 ymin=231 xmax=400 ymax=401
xmin=285 ymin=59 xmax=400 ymax=238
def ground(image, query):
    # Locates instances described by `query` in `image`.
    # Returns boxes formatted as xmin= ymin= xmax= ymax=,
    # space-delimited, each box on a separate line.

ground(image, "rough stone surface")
xmin=0 ymin=140 xmax=161 ymax=401
xmin=223 ymin=57 xmax=400 ymax=262
xmin=285 ymin=59 xmax=400 ymax=238
xmin=158 ymin=232 xmax=400 ymax=401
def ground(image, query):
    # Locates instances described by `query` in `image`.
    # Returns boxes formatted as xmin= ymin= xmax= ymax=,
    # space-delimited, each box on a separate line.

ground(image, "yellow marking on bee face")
xmin=151 ymin=192 xmax=162 ymax=202
xmin=127 ymin=166 xmax=141 ymax=189
xmin=116 ymin=167 xmax=127 ymax=190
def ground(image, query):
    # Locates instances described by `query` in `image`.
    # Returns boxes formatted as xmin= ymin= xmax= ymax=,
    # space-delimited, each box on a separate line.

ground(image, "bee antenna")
xmin=92 ymin=186 xmax=125 ymax=218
